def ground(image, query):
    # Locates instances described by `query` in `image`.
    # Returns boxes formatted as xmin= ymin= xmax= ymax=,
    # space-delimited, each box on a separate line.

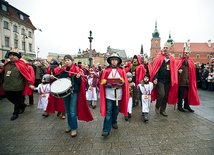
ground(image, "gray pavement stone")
xmin=0 ymin=89 xmax=214 ymax=154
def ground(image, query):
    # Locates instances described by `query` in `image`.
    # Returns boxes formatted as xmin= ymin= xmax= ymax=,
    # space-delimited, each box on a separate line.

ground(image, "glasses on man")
xmin=164 ymin=47 xmax=168 ymax=49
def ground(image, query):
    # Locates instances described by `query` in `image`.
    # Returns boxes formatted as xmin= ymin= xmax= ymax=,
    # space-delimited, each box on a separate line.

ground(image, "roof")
xmin=107 ymin=47 xmax=127 ymax=58
xmin=0 ymin=1 xmax=36 ymax=30
xmin=171 ymin=42 xmax=214 ymax=53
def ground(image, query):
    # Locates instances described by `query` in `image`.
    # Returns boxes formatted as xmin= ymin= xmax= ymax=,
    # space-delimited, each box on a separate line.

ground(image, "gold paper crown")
xmin=10 ymin=47 xmax=19 ymax=53
xmin=164 ymin=42 xmax=171 ymax=47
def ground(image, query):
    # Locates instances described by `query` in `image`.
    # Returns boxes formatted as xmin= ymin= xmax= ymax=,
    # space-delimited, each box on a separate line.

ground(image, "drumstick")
xmin=65 ymin=71 xmax=87 ymax=77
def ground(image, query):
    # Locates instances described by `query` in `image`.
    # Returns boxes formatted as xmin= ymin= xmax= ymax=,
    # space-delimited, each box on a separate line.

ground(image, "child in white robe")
xmin=37 ymin=74 xmax=51 ymax=116
xmin=137 ymin=74 xmax=154 ymax=122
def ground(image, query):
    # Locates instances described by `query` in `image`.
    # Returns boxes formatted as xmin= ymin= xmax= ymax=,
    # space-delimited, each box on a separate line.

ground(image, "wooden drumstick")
xmin=65 ymin=71 xmax=87 ymax=77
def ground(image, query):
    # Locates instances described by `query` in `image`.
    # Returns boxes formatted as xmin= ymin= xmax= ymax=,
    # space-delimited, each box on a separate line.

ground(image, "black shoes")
xmin=124 ymin=116 xmax=128 ymax=121
xmin=10 ymin=114 xmax=18 ymax=121
xmin=178 ymin=108 xmax=186 ymax=112
xmin=184 ymin=107 xmax=194 ymax=113
xmin=112 ymin=124 xmax=118 ymax=129
xmin=42 ymin=113 xmax=49 ymax=117
xmin=20 ymin=104 xmax=27 ymax=114
xmin=101 ymin=131 xmax=109 ymax=137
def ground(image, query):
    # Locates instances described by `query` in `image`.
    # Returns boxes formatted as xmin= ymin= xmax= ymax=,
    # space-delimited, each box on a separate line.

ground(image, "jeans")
xmin=64 ymin=93 xmax=78 ymax=130
xmin=102 ymin=99 xmax=120 ymax=132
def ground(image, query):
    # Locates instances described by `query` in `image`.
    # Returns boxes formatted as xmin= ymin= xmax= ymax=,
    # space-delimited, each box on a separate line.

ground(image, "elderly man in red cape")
xmin=0 ymin=49 xmax=35 ymax=120
xmin=151 ymin=43 xmax=178 ymax=117
xmin=125 ymin=55 xmax=145 ymax=106
xmin=100 ymin=53 xmax=129 ymax=137
xmin=176 ymin=45 xmax=200 ymax=112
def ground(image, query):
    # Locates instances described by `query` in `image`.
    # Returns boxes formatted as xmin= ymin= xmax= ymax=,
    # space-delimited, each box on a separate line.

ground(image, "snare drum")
xmin=51 ymin=78 xmax=73 ymax=98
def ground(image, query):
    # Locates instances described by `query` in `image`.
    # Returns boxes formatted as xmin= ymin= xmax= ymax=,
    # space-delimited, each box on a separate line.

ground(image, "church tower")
xmin=150 ymin=20 xmax=161 ymax=58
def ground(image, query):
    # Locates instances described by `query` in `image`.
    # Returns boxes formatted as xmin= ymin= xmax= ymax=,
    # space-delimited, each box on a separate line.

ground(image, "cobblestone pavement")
xmin=0 ymin=89 xmax=214 ymax=155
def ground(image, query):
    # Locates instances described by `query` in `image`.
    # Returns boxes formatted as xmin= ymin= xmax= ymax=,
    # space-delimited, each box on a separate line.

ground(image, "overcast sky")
xmin=6 ymin=0 xmax=214 ymax=58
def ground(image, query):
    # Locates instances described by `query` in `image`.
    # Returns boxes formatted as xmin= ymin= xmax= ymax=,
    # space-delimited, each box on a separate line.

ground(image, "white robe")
xmin=86 ymin=78 xmax=98 ymax=101
xmin=138 ymin=82 xmax=153 ymax=113
xmin=37 ymin=83 xmax=51 ymax=111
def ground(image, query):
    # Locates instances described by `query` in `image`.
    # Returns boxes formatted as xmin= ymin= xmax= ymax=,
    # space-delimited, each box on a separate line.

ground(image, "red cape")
xmin=100 ymin=66 xmax=129 ymax=117
xmin=23 ymin=64 xmax=35 ymax=96
xmin=175 ymin=58 xmax=200 ymax=106
xmin=46 ymin=65 xmax=66 ymax=113
xmin=1 ymin=59 xmax=35 ymax=95
xmin=151 ymin=53 xmax=178 ymax=104
xmin=61 ymin=64 xmax=94 ymax=122
xmin=125 ymin=55 xmax=146 ymax=88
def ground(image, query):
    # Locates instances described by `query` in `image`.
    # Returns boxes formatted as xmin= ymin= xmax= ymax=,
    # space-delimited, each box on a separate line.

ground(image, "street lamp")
xmin=37 ymin=47 xmax=39 ymax=60
xmin=23 ymin=34 xmax=28 ymax=56
xmin=88 ymin=30 xmax=93 ymax=67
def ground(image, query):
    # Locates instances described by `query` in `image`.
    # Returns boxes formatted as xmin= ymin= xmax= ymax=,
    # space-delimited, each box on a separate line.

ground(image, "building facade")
xmin=150 ymin=21 xmax=214 ymax=64
xmin=0 ymin=0 xmax=36 ymax=60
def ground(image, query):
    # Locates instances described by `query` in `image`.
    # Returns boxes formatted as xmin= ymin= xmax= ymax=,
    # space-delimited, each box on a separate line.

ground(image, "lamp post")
xmin=88 ymin=30 xmax=93 ymax=67
xmin=23 ymin=34 xmax=28 ymax=56
xmin=37 ymin=47 xmax=39 ymax=60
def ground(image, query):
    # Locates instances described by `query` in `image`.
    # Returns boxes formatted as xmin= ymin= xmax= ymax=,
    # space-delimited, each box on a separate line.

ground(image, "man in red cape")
xmin=151 ymin=43 xmax=178 ymax=116
xmin=100 ymin=53 xmax=129 ymax=137
xmin=0 ymin=49 xmax=35 ymax=120
xmin=125 ymin=55 xmax=145 ymax=106
xmin=176 ymin=45 xmax=200 ymax=112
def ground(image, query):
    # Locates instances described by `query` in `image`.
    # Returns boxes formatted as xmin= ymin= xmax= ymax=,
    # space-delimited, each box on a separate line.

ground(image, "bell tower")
xmin=150 ymin=20 xmax=161 ymax=58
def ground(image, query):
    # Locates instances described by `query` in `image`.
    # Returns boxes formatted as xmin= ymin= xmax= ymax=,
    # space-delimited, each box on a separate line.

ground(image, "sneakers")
xmin=61 ymin=113 xmax=66 ymax=119
xmin=65 ymin=127 xmax=71 ymax=133
xmin=160 ymin=111 xmax=168 ymax=117
xmin=112 ymin=124 xmax=118 ymax=129
xmin=71 ymin=130 xmax=77 ymax=137
xmin=10 ymin=114 xmax=18 ymax=121
xmin=101 ymin=131 xmax=109 ymax=137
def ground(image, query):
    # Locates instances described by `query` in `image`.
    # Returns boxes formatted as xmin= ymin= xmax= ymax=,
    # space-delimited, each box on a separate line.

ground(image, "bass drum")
xmin=50 ymin=78 xmax=73 ymax=98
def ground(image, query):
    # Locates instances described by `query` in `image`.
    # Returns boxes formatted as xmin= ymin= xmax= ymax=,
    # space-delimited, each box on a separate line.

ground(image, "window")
xmin=29 ymin=43 xmax=32 ymax=51
xmin=21 ymin=28 xmax=25 ymax=35
xmin=28 ymin=31 xmax=32 ymax=38
xmin=196 ymin=54 xmax=200 ymax=59
xmin=13 ymin=25 xmax=18 ymax=32
xmin=3 ymin=21 xmax=9 ymax=29
xmin=14 ymin=39 xmax=18 ymax=48
xmin=22 ymin=41 xmax=25 ymax=50
xmin=2 ymin=4 xmax=7 ymax=11
xmin=5 ymin=37 xmax=10 ymax=47
xmin=20 ymin=14 xmax=24 ymax=20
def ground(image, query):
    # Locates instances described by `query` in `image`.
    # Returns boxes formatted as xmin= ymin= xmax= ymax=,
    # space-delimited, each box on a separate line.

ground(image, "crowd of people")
xmin=0 ymin=42 xmax=213 ymax=137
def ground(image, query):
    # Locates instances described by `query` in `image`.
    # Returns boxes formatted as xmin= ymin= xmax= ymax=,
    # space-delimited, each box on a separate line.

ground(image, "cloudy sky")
xmin=6 ymin=0 xmax=214 ymax=58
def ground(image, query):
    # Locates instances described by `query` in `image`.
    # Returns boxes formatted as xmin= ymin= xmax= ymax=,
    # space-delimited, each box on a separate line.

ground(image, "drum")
xmin=50 ymin=78 xmax=73 ymax=98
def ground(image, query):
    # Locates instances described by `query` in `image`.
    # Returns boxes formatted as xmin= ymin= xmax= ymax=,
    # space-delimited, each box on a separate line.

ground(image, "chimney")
xmin=208 ymin=40 xmax=211 ymax=47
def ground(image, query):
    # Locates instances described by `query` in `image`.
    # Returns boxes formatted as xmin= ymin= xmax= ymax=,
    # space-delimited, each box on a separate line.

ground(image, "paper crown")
xmin=164 ymin=42 xmax=171 ymax=47
xmin=8 ymin=47 xmax=21 ymax=58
